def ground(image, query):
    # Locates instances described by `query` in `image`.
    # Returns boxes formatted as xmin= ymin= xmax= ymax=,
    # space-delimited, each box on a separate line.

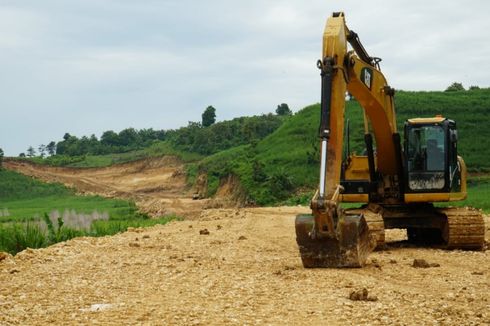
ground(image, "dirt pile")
xmin=1 ymin=208 xmax=489 ymax=325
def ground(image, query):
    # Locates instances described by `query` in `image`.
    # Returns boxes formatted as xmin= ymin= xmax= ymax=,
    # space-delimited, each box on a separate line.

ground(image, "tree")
xmin=101 ymin=130 xmax=120 ymax=147
xmin=154 ymin=130 xmax=166 ymax=141
xmin=38 ymin=144 xmax=46 ymax=158
xmin=27 ymin=146 xmax=36 ymax=157
xmin=0 ymin=148 xmax=4 ymax=169
xmin=19 ymin=153 xmax=26 ymax=158
xmin=118 ymin=128 xmax=140 ymax=147
xmin=469 ymin=85 xmax=480 ymax=91
xmin=202 ymin=106 xmax=216 ymax=127
xmin=276 ymin=103 xmax=292 ymax=116
xmin=252 ymin=159 xmax=267 ymax=182
xmin=46 ymin=141 xmax=56 ymax=156
xmin=445 ymin=82 xmax=465 ymax=92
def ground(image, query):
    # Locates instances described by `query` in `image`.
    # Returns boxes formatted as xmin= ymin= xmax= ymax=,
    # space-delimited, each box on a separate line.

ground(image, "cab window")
xmin=407 ymin=125 xmax=446 ymax=190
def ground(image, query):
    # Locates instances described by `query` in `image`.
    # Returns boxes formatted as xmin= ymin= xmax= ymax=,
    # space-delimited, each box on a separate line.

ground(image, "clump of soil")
xmin=0 ymin=252 xmax=10 ymax=262
xmin=412 ymin=259 xmax=440 ymax=268
xmin=349 ymin=288 xmax=378 ymax=301
xmin=199 ymin=229 xmax=210 ymax=235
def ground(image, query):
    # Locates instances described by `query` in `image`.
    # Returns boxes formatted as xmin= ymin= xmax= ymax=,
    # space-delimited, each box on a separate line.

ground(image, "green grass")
xmin=446 ymin=178 xmax=490 ymax=212
xmin=66 ymin=141 xmax=203 ymax=167
xmin=0 ymin=169 xmax=69 ymax=200
xmin=7 ymin=89 xmax=490 ymax=208
xmin=0 ymin=215 xmax=177 ymax=255
xmin=0 ymin=169 xmax=137 ymax=222
xmin=1 ymin=195 xmax=136 ymax=223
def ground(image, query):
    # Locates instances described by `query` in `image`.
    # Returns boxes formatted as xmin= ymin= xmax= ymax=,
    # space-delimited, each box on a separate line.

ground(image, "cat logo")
xmin=361 ymin=68 xmax=373 ymax=90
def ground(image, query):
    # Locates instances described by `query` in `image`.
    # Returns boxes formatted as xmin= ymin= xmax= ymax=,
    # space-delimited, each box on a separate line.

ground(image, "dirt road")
xmin=1 ymin=159 xmax=489 ymax=325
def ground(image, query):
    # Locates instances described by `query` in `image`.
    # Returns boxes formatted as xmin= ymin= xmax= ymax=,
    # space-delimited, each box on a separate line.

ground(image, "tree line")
xmin=19 ymin=104 xmax=292 ymax=159
xmin=20 ymin=128 xmax=166 ymax=158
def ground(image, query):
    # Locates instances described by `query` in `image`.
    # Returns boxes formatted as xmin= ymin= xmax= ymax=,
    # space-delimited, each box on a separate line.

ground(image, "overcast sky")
xmin=1 ymin=0 xmax=489 ymax=156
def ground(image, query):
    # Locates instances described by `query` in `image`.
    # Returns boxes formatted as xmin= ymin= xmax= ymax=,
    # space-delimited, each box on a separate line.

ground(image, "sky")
xmin=1 ymin=0 xmax=489 ymax=156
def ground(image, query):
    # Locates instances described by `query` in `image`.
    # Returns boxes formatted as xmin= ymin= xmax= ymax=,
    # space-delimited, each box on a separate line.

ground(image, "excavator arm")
xmin=296 ymin=12 xmax=402 ymax=267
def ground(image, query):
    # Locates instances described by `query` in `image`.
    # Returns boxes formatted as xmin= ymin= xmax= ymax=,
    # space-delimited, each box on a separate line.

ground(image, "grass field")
xmin=449 ymin=178 xmax=490 ymax=211
xmin=0 ymin=169 xmax=136 ymax=221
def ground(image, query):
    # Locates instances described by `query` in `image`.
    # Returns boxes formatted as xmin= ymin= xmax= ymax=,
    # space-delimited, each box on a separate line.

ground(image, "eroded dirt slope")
xmin=4 ymin=158 xmax=207 ymax=218
xmin=1 ymin=207 xmax=489 ymax=325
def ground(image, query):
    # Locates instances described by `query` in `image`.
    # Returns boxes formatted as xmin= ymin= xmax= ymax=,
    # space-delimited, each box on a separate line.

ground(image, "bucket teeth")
xmin=295 ymin=214 xmax=375 ymax=268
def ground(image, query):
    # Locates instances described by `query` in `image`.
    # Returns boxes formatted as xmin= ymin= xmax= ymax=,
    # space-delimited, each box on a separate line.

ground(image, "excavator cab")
xmin=404 ymin=117 xmax=463 ymax=196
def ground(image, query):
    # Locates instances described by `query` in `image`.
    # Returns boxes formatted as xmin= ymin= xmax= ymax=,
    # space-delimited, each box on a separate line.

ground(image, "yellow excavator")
xmin=295 ymin=12 xmax=485 ymax=268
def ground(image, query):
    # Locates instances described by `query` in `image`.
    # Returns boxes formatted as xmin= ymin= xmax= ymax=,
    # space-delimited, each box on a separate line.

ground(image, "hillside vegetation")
xmin=195 ymin=89 xmax=490 ymax=204
xmin=27 ymin=113 xmax=284 ymax=167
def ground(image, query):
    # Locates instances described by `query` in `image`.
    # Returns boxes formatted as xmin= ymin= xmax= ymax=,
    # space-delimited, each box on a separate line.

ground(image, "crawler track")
xmin=439 ymin=207 xmax=485 ymax=250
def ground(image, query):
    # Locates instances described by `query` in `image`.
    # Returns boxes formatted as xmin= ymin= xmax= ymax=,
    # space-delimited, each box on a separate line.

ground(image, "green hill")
xmin=195 ymin=89 xmax=490 ymax=205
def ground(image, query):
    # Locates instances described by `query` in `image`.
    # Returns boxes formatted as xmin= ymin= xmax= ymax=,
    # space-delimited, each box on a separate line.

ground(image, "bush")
xmin=0 ymin=222 xmax=47 ymax=254
xmin=445 ymin=82 xmax=465 ymax=92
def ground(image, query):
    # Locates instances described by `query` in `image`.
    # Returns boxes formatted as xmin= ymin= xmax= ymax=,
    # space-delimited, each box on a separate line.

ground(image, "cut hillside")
xmin=3 ymin=157 xmax=207 ymax=219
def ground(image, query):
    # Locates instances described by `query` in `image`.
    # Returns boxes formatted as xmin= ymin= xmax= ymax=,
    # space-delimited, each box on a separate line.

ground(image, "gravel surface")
xmin=1 ymin=207 xmax=489 ymax=325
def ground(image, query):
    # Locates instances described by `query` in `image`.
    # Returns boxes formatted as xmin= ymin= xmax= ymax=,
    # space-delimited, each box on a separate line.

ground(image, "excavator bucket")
xmin=295 ymin=213 xmax=374 ymax=268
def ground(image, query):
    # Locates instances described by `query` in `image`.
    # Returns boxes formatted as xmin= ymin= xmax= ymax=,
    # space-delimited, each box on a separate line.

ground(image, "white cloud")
xmin=0 ymin=0 xmax=489 ymax=155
